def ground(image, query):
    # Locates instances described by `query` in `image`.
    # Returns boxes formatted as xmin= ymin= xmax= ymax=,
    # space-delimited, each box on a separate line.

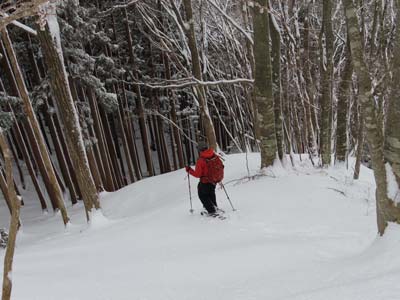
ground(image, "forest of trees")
xmin=1 ymin=0 xmax=400 ymax=298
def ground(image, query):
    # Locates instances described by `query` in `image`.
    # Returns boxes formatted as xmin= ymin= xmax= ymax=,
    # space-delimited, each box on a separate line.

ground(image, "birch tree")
xmin=253 ymin=0 xmax=277 ymax=168
xmin=384 ymin=0 xmax=400 ymax=185
xmin=343 ymin=0 xmax=400 ymax=235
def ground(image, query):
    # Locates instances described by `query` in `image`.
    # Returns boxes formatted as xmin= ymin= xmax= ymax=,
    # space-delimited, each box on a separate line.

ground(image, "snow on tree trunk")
xmin=253 ymin=1 xmax=277 ymax=168
xmin=343 ymin=0 xmax=400 ymax=235
xmin=384 ymin=0 xmax=400 ymax=186
xmin=37 ymin=1 xmax=100 ymax=221
xmin=182 ymin=0 xmax=218 ymax=150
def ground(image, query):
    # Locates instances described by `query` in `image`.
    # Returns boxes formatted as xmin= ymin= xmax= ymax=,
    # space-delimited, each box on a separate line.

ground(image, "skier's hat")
xmin=197 ymin=140 xmax=209 ymax=152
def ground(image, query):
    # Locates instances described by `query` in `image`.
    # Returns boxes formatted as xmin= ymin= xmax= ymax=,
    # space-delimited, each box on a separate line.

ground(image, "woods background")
xmin=0 ymin=0 xmax=400 ymax=234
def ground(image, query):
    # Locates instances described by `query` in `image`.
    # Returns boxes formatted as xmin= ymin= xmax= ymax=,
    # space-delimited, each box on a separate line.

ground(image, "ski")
xmin=200 ymin=211 xmax=227 ymax=220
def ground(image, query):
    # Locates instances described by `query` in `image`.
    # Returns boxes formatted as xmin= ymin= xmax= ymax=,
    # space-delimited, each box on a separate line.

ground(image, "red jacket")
xmin=188 ymin=148 xmax=215 ymax=183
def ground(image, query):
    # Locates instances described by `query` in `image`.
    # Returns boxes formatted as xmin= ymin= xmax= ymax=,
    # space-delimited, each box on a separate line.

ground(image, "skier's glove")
xmin=185 ymin=166 xmax=191 ymax=173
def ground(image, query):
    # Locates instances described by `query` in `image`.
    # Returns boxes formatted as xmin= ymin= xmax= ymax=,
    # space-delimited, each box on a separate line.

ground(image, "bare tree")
xmin=253 ymin=0 xmax=277 ymax=168
xmin=384 ymin=0 xmax=400 ymax=185
xmin=0 ymin=131 xmax=21 ymax=300
xmin=36 ymin=2 xmax=100 ymax=221
xmin=343 ymin=0 xmax=400 ymax=235
xmin=1 ymin=27 xmax=69 ymax=225
xmin=320 ymin=0 xmax=334 ymax=166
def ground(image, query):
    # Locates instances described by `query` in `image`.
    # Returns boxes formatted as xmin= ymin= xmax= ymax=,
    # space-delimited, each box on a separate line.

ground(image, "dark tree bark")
xmin=269 ymin=12 xmax=284 ymax=161
xmin=320 ymin=0 xmax=334 ymax=166
xmin=87 ymin=88 xmax=115 ymax=191
xmin=0 ymin=131 xmax=20 ymax=300
xmin=336 ymin=44 xmax=353 ymax=163
xmin=1 ymin=27 xmax=69 ymax=225
xmin=124 ymin=7 xmax=154 ymax=176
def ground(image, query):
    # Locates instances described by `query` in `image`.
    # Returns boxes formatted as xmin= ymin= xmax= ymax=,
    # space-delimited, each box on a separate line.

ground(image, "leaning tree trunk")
xmin=181 ymin=0 xmax=218 ymax=150
xmin=1 ymin=131 xmax=21 ymax=300
xmin=253 ymin=1 xmax=277 ymax=168
xmin=320 ymin=0 xmax=334 ymax=167
xmin=344 ymin=0 xmax=400 ymax=235
xmin=37 ymin=10 xmax=100 ymax=221
xmin=0 ymin=27 xmax=69 ymax=225
xmin=384 ymin=0 xmax=400 ymax=185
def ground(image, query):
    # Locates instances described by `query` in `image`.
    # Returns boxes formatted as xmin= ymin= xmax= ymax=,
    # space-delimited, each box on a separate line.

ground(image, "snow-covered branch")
xmin=145 ymin=109 xmax=198 ymax=145
xmin=129 ymin=77 xmax=254 ymax=89
xmin=206 ymin=0 xmax=254 ymax=45
xmin=0 ymin=0 xmax=49 ymax=30
xmin=0 ymin=11 xmax=37 ymax=35
xmin=98 ymin=0 xmax=141 ymax=16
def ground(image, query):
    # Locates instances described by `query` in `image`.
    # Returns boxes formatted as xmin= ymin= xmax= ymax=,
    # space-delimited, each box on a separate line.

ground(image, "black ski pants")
xmin=198 ymin=182 xmax=217 ymax=213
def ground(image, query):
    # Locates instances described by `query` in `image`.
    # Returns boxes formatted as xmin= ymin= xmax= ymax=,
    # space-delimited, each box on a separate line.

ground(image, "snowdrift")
xmin=1 ymin=153 xmax=400 ymax=300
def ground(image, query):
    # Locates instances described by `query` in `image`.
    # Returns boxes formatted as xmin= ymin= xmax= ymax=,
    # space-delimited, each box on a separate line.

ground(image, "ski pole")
xmin=220 ymin=183 xmax=236 ymax=211
xmin=188 ymin=173 xmax=194 ymax=214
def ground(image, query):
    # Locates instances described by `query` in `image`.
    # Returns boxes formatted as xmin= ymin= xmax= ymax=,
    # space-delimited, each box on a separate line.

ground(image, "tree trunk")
xmin=384 ymin=0 xmax=400 ymax=184
xmin=253 ymin=1 xmax=277 ymax=168
xmin=336 ymin=44 xmax=353 ymax=163
xmin=108 ymin=114 xmax=127 ymax=185
xmin=0 ymin=27 xmax=69 ymax=225
xmin=320 ymin=0 xmax=334 ymax=166
xmin=302 ymin=6 xmax=318 ymax=152
xmin=269 ymin=12 xmax=284 ymax=161
xmin=6 ymin=133 xmax=24 ymax=189
xmin=344 ymin=0 xmax=400 ymax=235
xmin=181 ymin=0 xmax=218 ymax=150
xmin=37 ymin=18 xmax=99 ymax=221
xmin=163 ymin=53 xmax=184 ymax=168
xmin=124 ymin=7 xmax=154 ymax=176
xmin=1 ymin=131 xmax=21 ymax=300
xmin=11 ymin=116 xmax=48 ymax=210
xmin=121 ymin=83 xmax=142 ymax=179
xmin=87 ymin=88 xmax=115 ymax=191
xmin=99 ymin=107 xmax=123 ymax=188
xmin=115 ymin=86 xmax=135 ymax=183
xmin=353 ymin=107 xmax=364 ymax=180
xmin=44 ymin=100 xmax=78 ymax=205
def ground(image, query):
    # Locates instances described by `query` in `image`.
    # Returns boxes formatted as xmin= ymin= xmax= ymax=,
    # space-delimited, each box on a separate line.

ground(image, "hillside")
xmin=1 ymin=154 xmax=400 ymax=300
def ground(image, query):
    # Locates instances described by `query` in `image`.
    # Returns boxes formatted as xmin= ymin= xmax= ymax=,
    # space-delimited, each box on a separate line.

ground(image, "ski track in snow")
xmin=1 ymin=153 xmax=399 ymax=300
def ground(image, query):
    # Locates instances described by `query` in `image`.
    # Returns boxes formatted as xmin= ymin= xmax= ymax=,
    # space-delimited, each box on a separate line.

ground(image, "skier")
xmin=185 ymin=141 xmax=224 ymax=216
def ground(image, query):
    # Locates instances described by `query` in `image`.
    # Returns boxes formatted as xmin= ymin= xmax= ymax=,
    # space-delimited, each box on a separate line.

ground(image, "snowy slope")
xmin=1 ymin=153 xmax=400 ymax=300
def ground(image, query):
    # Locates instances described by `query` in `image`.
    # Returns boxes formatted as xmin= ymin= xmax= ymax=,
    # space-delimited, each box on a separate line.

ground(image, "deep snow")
xmin=1 ymin=153 xmax=400 ymax=300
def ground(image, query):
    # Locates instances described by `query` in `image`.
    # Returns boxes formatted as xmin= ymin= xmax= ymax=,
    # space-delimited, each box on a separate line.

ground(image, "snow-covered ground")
xmin=2 ymin=153 xmax=400 ymax=300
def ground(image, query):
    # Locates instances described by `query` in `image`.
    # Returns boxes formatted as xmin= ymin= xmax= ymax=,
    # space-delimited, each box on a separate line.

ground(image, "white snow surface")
xmin=2 ymin=153 xmax=400 ymax=300
xmin=385 ymin=163 xmax=400 ymax=203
